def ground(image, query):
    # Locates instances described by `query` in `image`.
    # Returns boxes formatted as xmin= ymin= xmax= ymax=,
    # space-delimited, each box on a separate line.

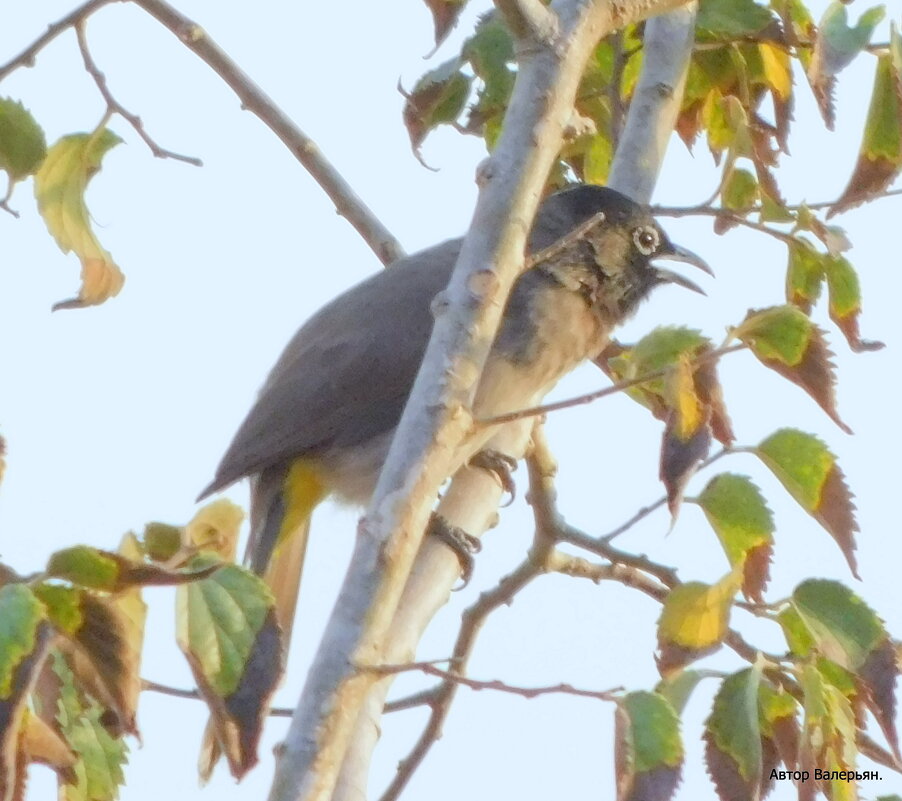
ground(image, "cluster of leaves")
xmin=592 ymin=301 xmax=900 ymax=799
xmin=0 ymin=100 xmax=124 ymax=310
xmin=0 ymin=500 xmax=284 ymax=801
xmin=409 ymin=0 xmax=902 ymax=213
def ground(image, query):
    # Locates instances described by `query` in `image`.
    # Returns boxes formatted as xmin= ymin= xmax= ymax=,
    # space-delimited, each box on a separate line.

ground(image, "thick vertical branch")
xmin=267 ymin=0 xmax=693 ymax=798
xmin=607 ymin=4 xmax=697 ymax=203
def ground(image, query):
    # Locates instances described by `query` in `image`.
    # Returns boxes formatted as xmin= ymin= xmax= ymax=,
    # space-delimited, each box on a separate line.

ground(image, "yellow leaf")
xmin=33 ymin=130 xmax=125 ymax=310
xmin=659 ymin=570 xmax=742 ymax=650
xmin=666 ymin=355 xmax=704 ymax=441
xmin=759 ymin=43 xmax=792 ymax=101
xmin=185 ymin=499 xmax=245 ymax=562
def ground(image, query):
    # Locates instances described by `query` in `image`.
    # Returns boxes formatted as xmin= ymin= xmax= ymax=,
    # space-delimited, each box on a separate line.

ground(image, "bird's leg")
xmin=428 ymin=513 xmax=482 ymax=588
xmin=468 ymin=449 xmax=518 ymax=505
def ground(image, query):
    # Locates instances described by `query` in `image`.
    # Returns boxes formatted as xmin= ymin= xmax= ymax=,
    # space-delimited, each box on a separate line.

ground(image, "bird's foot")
xmin=428 ymin=513 xmax=482 ymax=588
xmin=468 ymin=449 xmax=518 ymax=506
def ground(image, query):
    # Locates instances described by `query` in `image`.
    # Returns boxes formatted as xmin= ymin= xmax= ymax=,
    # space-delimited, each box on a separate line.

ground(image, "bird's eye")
xmin=632 ymin=226 xmax=659 ymax=256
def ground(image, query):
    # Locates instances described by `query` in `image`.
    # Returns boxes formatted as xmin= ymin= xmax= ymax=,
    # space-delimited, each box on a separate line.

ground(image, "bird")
xmin=198 ymin=184 xmax=711 ymax=644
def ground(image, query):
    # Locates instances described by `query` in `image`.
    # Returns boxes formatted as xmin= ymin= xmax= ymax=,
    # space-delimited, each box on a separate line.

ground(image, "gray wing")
xmin=199 ymin=239 xmax=462 ymax=497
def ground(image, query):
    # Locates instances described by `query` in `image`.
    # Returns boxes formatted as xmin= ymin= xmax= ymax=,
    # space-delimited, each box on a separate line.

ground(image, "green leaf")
xmin=0 ymin=585 xmax=46 ymax=699
xmin=704 ymin=667 xmax=763 ymax=798
xmin=655 ymin=670 xmax=716 ymax=714
xmin=615 ymin=691 xmax=683 ymax=801
xmin=785 ymin=239 xmax=824 ymax=312
xmin=697 ymin=0 xmax=777 ymax=39
xmin=697 ymin=473 xmax=774 ymax=602
xmin=792 ymin=579 xmax=885 ymax=670
xmin=733 ymin=306 xmax=851 ymax=433
xmin=721 ymin=167 xmax=758 ymax=212
xmin=141 ymin=522 xmax=183 ymax=563
xmin=402 ymin=58 xmax=471 ymax=152
xmin=756 ymin=429 xmax=858 ymax=575
xmin=831 ymin=54 xmax=902 ymax=216
xmin=807 ymin=2 xmax=886 ymax=127
xmin=177 ymin=562 xmax=283 ymax=778
xmin=778 ymin=606 xmax=816 ymax=657
xmin=823 ymin=254 xmax=884 ymax=352
xmin=33 ymin=130 xmax=125 ymax=310
xmin=0 ymin=97 xmax=47 ymax=183
xmin=47 ymin=547 xmax=120 ymax=592
xmin=54 ymin=652 xmax=128 ymax=801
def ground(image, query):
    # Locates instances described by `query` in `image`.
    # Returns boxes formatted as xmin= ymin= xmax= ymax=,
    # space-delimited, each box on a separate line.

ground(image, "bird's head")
xmin=528 ymin=185 xmax=712 ymax=325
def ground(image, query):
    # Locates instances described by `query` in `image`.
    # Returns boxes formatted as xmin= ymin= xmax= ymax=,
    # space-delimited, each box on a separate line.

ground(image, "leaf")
xmin=758 ymin=682 xmax=800 ymax=770
xmin=807 ymin=2 xmax=886 ymax=128
xmin=657 ymin=571 xmax=740 ymax=674
xmin=0 ymin=585 xmax=54 ymax=801
xmin=697 ymin=474 xmax=774 ymax=602
xmin=660 ymin=355 xmax=711 ymax=517
xmin=19 ymin=710 xmax=76 ymax=778
xmin=696 ymin=0 xmax=778 ymax=40
xmin=704 ymin=667 xmax=763 ymax=801
xmin=402 ymin=59 xmax=472 ymax=155
xmin=36 ymin=585 xmax=145 ymax=738
xmin=582 ymin=133 xmax=614 ymax=185
xmin=185 ymin=499 xmax=245 ymax=562
xmin=615 ymin=691 xmax=683 ymax=801
xmin=33 ymin=131 xmax=125 ymax=310
xmin=46 ymin=545 xmax=218 ymax=592
xmin=176 ymin=562 xmax=283 ymax=779
xmin=0 ymin=98 xmax=47 ymax=184
xmin=755 ymin=429 xmax=858 ymax=576
xmin=733 ymin=305 xmax=851 ymax=433
xmin=758 ymin=43 xmax=792 ymax=102
xmin=721 ymin=167 xmax=758 ymax=214
xmin=823 ymin=255 xmax=885 ymax=352
xmin=831 ymin=54 xmax=902 ymax=216
xmin=53 ymin=653 xmax=127 ymax=801
xmin=655 ymin=670 xmax=716 ymax=714
xmin=422 ymin=0 xmax=467 ymax=47
xmin=785 ymin=239 xmax=824 ymax=313
xmin=792 ymin=579 xmax=899 ymax=756
xmin=141 ymin=522 xmax=183 ymax=563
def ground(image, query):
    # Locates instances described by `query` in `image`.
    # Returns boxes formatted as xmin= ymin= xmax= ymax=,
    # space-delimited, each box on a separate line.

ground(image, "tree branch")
xmin=607 ymin=3 xmax=698 ymax=203
xmin=128 ymin=0 xmax=405 ymax=265
xmin=495 ymin=0 xmax=559 ymax=45
xmin=0 ymin=0 xmax=119 ymax=81
xmin=75 ymin=21 xmax=202 ymax=165
xmin=267 ymin=0 xmax=693 ymax=794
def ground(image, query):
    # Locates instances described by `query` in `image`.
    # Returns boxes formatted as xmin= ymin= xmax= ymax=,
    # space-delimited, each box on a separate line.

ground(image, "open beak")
xmin=653 ymin=243 xmax=713 ymax=296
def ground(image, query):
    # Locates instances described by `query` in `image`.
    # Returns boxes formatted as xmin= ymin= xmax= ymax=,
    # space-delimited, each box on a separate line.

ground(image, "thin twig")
xmin=478 ymin=343 xmax=746 ymax=427
xmin=129 ymin=0 xmax=405 ymax=266
xmin=141 ymin=678 xmax=294 ymax=717
xmin=75 ymin=21 xmax=202 ymax=165
xmin=0 ymin=0 xmax=118 ymax=81
xmin=373 ymin=660 xmax=620 ymax=702
xmin=654 ymin=205 xmax=797 ymax=244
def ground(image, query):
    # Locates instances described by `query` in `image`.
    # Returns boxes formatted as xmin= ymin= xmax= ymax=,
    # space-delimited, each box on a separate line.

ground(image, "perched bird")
xmin=199 ymin=185 xmax=710 ymax=641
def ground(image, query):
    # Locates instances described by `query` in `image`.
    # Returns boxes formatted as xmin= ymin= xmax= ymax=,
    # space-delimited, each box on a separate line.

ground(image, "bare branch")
xmin=607 ymin=4 xmax=698 ymax=203
xmin=477 ymin=343 xmax=746 ymax=427
xmin=128 ymin=0 xmax=405 ymax=265
xmin=654 ymin=204 xmax=798 ymax=244
xmin=373 ymin=660 xmax=620 ymax=702
xmin=0 ymin=0 xmax=118 ymax=81
xmin=75 ymin=21 xmax=202 ymax=165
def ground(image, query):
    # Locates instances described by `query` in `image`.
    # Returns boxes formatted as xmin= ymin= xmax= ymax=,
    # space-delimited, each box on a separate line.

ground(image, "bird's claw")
xmin=468 ymin=449 xmax=518 ymax=507
xmin=428 ymin=513 xmax=482 ymax=589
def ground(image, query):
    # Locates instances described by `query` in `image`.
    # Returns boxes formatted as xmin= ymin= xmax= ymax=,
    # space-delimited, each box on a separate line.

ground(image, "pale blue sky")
xmin=2 ymin=1 xmax=901 ymax=799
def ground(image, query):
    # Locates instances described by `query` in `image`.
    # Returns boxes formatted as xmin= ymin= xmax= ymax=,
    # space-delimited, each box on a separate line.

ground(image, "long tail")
xmin=247 ymin=461 xmax=326 ymax=649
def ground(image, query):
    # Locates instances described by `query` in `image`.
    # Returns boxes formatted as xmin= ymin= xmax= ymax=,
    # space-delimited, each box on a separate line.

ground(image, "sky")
xmin=2 ymin=1 xmax=902 ymax=800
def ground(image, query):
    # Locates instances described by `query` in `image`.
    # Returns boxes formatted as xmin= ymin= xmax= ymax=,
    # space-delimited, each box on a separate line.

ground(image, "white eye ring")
xmin=632 ymin=226 xmax=660 ymax=256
